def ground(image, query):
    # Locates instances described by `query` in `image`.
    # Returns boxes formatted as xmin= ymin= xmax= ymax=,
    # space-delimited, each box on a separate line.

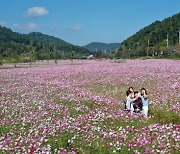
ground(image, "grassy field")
xmin=0 ymin=59 xmax=179 ymax=153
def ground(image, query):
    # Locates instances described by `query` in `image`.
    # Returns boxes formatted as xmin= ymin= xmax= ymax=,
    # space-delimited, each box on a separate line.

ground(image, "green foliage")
xmin=150 ymin=108 xmax=180 ymax=124
xmin=84 ymin=42 xmax=120 ymax=52
xmin=0 ymin=26 xmax=91 ymax=61
xmin=44 ymin=133 xmax=74 ymax=153
xmin=0 ymin=149 xmax=9 ymax=154
xmin=0 ymin=59 xmax=2 ymax=65
xmin=0 ymin=125 xmax=11 ymax=135
xmin=94 ymin=51 xmax=103 ymax=58
xmin=118 ymin=13 xmax=180 ymax=58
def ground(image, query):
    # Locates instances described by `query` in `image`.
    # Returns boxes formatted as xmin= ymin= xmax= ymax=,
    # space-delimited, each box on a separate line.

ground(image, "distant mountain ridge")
xmin=84 ymin=42 xmax=120 ymax=52
xmin=28 ymin=32 xmax=90 ymax=54
xmin=0 ymin=25 xmax=90 ymax=60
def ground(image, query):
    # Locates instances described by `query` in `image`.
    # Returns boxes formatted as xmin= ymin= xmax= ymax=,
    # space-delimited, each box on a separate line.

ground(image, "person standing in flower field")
xmin=139 ymin=88 xmax=149 ymax=117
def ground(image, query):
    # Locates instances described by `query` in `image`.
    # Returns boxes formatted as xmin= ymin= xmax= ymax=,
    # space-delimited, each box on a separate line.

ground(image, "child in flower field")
xmin=133 ymin=91 xmax=143 ymax=113
xmin=139 ymin=88 xmax=149 ymax=117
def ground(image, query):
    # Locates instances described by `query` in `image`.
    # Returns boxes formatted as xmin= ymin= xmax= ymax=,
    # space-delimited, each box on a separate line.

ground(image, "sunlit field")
xmin=0 ymin=59 xmax=180 ymax=154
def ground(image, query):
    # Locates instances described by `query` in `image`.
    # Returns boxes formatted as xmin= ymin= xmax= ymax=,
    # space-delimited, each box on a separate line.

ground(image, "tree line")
xmin=115 ymin=12 xmax=180 ymax=58
xmin=0 ymin=27 xmax=91 ymax=64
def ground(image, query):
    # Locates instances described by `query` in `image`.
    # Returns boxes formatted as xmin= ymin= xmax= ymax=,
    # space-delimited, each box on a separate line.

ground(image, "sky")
xmin=0 ymin=0 xmax=180 ymax=46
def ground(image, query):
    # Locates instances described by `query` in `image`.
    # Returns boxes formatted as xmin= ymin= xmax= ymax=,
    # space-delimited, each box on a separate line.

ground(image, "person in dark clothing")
xmin=133 ymin=91 xmax=143 ymax=113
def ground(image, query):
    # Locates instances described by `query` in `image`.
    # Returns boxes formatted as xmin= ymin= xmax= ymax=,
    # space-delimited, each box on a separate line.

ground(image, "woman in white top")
xmin=139 ymin=88 xmax=149 ymax=117
xmin=126 ymin=90 xmax=137 ymax=113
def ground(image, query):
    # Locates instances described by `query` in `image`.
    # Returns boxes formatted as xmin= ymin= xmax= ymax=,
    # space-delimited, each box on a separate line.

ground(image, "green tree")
xmin=12 ymin=51 xmax=20 ymax=68
xmin=94 ymin=51 xmax=103 ymax=58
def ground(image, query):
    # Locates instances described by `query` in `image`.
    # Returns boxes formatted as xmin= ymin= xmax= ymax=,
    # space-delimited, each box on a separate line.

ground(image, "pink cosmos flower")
xmin=145 ymin=148 xmax=150 ymax=154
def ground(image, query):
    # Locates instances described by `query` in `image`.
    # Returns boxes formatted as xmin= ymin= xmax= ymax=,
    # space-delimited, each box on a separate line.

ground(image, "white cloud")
xmin=51 ymin=23 xmax=58 ymax=33
xmin=70 ymin=24 xmax=82 ymax=31
xmin=13 ymin=23 xmax=21 ymax=28
xmin=0 ymin=20 xmax=7 ymax=27
xmin=25 ymin=7 xmax=49 ymax=17
xmin=13 ymin=23 xmax=39 ymax=32
xmin=27 ymin=23 xmax=39 ymax=30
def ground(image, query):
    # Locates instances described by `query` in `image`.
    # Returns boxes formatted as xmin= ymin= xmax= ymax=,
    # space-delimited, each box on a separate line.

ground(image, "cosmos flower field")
xmin=0 ymin=59 xmax=179 ymax=154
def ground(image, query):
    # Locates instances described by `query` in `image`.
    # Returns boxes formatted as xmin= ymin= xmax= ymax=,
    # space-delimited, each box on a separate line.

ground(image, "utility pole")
xmin=147 ymin=39 xmax=150 ymax=56
xmin=137 ymin=42 xmax=139 ymax=50
xmin=175 ymin=28 xmax=180 ymax=44
xmin=178 ymin=28 xmax=180 ymax=44
xmin=166 ymin=34 xmax=169 ymax=47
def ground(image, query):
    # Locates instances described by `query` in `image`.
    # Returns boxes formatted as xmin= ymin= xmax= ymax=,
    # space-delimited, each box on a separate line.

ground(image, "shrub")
xmin=150 ymin=108 xmax=180 ymax=124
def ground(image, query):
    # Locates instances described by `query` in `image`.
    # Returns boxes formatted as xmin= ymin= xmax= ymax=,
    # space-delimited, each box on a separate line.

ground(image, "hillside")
xmin=84 ymin=42 xmax=120 ymax=52
xmin=118 ymin=12 xmax=180 ymax=58
xmin=0 ymin=26 xmax=91 ymax=60
xmin=29 ymin=32 xmax=70 ymax=47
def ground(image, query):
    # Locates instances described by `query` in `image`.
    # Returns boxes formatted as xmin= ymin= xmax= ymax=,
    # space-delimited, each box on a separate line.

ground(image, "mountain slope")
xmin=28 ymin=32 xmax=90 ymax=55
xmin=28 ymin=32 xmax=69 ymax=46
xmin=84 ymin=42 xmax=120 ymax=52
xmin=120 ymin=13 xmax=180 ymax=50
xmin=0 ymin=26 xmax=90 ymax=59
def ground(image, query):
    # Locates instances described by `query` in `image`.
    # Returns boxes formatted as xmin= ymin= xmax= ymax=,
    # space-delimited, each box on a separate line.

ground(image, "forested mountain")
xmin=84 ymin=42 xmax=120 ymax=52
xmin=29 ymin=32 xmax=68 ymax=46
xmin=117 ymin=12 xmax=180 ymax=58
xmin=1 ymin=12 xmax=179 ymax=61
xmin=0 ymin=26 xmax=91 ymax=60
